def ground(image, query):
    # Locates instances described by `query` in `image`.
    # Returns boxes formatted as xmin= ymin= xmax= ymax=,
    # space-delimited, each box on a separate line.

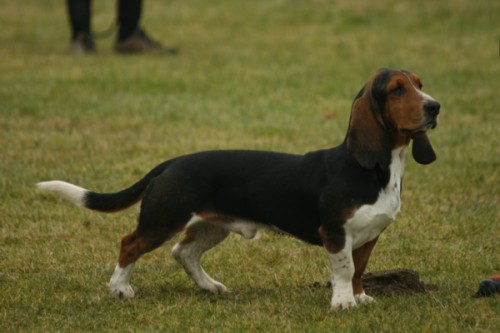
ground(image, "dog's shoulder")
xmin=317 ymin=144 xmax=392 ymax=209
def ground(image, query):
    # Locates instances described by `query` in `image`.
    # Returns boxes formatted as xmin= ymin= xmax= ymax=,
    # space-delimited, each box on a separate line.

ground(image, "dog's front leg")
xmin=327 ymin=239 xmax=356 ymax=310
xmin=319 ymin=226 xmax=356 ymax=310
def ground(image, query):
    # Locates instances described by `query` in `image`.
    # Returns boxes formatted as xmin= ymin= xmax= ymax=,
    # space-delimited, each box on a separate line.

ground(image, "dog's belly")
xmin=186 ymin=213 xmax=264 ymax=239
xmin=186 ymin=213 xmax=322 ymax=245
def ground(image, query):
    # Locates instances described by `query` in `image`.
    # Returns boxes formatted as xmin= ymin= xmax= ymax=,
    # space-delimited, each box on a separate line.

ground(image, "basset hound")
xmin=37 ymin=68 xmax=440 ymax=310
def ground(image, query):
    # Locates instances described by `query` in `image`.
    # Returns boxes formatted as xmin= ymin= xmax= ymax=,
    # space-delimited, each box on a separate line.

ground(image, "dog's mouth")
xmin=402 ymin=116 xmax=438 ymax=136
xmin=423 ymin=116 xmax=439 ymax=130
xmin=400 ymin=122 xmax=436 ymax=137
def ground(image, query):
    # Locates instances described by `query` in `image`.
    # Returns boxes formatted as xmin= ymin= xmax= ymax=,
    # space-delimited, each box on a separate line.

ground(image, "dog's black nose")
xmin=424 ymin=101 xmax=440 ymax=117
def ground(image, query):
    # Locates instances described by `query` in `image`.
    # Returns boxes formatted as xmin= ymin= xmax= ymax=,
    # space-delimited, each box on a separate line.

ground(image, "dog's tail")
xmin=36 ymin=160 xmax=172 ymax=212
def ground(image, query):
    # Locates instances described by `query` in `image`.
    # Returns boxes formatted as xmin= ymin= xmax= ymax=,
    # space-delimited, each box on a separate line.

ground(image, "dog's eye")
xmin=390 ymin=85 xmax=405 ymax=96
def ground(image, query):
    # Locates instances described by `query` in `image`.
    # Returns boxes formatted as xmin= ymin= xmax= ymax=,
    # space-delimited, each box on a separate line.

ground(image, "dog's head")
xmin=346 ymin=69 xmax=440 ymax=169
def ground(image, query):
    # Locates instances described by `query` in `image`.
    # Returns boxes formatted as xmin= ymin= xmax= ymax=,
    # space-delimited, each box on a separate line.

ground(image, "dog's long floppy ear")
xmin=346 ymin=83 xmax=391 ymax=169
xmin=412 ymin=132 xmax=436 ymax=164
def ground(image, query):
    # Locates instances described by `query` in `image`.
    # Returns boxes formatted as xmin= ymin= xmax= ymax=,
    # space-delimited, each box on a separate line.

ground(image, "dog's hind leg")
xmin=109 ymin=262 xmax=135 ymax=299
xmin=108 ymin=171 xmax=217 ymax=298
xmin=172 ymin=222 xmax=229 ymax=293
xmin=109 ymin=227 xmax=177 ymax=298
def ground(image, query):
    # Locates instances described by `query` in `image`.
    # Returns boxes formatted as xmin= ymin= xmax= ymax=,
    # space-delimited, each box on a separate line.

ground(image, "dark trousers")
xmin=66 ymin=0 xmax=142 ymax=41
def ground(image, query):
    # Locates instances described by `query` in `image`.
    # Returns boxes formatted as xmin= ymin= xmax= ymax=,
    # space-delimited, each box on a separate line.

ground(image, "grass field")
xmin=1 ymin=0 xmax=499 ymax=332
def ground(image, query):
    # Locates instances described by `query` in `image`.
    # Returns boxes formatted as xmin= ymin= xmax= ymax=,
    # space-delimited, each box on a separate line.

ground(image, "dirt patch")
xmin=311 ymin=269 xmax=438 ymax=296
xmin=361 ymin=269 xmax=438 ymax=296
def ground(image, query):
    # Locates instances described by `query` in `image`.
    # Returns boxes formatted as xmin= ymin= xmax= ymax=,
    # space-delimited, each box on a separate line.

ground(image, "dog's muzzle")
xmin=423 ymin=101 xmax=440 ymax=129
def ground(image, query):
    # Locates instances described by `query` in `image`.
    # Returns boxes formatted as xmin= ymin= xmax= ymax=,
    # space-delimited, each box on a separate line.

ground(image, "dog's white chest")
xmin=346 ymin=148 xmax=406 ymax=249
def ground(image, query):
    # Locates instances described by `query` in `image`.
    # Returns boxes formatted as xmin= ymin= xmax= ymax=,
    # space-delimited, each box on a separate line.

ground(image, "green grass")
xmin=1 ymin=0 xmax=499 ymax=331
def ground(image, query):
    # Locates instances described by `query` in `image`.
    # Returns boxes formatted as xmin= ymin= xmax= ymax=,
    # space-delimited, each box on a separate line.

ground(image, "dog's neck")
xmin=389 ymin=127 xmax=413 ymax=151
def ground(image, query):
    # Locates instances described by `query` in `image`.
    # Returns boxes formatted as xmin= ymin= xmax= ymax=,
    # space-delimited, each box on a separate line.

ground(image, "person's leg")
xmin=115 ymin=0 xmax=177 ymax=54
xmin=66 ymin=0 xmax=95 ymax=53
xmin=117 ymin=0 xmax=142 ymax=41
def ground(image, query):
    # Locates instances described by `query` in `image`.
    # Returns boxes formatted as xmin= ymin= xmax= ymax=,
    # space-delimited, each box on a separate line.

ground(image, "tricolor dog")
xmin=37 ymin=69 xmax=440 ymax=310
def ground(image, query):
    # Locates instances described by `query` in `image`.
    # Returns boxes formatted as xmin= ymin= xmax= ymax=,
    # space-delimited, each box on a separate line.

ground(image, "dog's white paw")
xmin=204 ymin=281 xmax=229 ymax=294
xmin=355 ymin=292 xmax=375 ymax=304
xmin=331 ymin=295 xmax=357 ymax=311
xmin=331 ymin=299 xmax=357 ymax=311
xmin=109 ymin=283 xmax=135 ymax=299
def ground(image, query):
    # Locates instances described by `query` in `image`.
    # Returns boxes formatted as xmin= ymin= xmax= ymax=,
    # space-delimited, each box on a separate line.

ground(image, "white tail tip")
xmin=36 ymin=180 xmax=88 ymax=207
